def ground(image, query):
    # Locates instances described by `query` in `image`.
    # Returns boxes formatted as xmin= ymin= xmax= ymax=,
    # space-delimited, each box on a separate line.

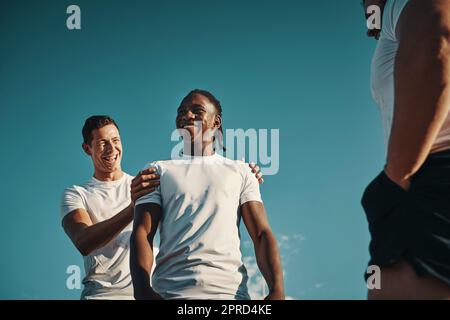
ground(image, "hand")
xmin=264 ymin=290 xmax=285 ymax=300
xmin=384 ymin=166 xmax=411 ymax=191
xmin=249 ymin=162 xmax=264 ymax=184
xmin=131 ymin=167 xmax=160 ymax=205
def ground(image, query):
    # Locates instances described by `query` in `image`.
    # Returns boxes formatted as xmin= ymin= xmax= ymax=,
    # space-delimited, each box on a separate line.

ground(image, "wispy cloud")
xmin=243 ymin=256 xmax=268 ymax=300
xmin=243 ymin=232 xmax=305 ymax=300
xmin=152 ymin=233 xmax=306 ymax=300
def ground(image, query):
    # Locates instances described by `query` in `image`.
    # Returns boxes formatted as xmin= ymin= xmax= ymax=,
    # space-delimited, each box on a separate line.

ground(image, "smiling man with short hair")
xmin=60 ymin=116 xmax=160 ymax=299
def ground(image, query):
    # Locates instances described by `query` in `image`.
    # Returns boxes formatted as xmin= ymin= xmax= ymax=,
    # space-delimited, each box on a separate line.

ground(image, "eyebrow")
xmin=192 ymin=104 xmax=206 ymax=110
xmin=177 ymin=104 xmax=206 ymax=112
xmin=96 ymin=137 xmax=120 ymax=143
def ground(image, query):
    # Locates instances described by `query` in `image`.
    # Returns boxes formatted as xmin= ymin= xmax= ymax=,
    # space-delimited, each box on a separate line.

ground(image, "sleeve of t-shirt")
xmin=240 ymin=163 xmax=263 ymax=206
xmin=60 ymin=187 xmax=85 ymax=220
xmin=135 ymin=162 xmax=162 ymax=207
xmin=381 ymin=0 xmax=409 ymax=41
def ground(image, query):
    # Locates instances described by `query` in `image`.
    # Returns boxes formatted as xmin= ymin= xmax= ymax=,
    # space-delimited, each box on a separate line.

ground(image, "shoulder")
xmin=396 ymin=0 xmax=450 ymax=40
xmin=217 ymin=155 xmax=251 ymax=177
xmin=61 ymin=177 xmax=95 ymax=201
xmin=141 ymin=159 xmax=173 ymax=174
xmin=60 ymin=184 xmax=87 ymax=218
xmin=380 ymin=0 xmax=410 ymax=41
xmin=62 ymin=184 xmax=85 ymax=198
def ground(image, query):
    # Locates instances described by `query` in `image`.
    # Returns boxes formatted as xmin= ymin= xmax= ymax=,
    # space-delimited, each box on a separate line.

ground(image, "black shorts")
xmin=361 ymin=149 xmax=450 ymax=286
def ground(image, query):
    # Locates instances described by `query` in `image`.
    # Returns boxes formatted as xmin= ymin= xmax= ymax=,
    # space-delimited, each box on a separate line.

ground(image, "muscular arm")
xmin=62 ymin=205 xmax=133 ymax=256
xmin=130 ymin=203 xmax=162 ymax=300
xmin=62 ymin=168 xmax=160 ymax=256
xmin=241 ymin=201 xmax=285 ymax=300
xmin=385 ymin=0 xmax=450 ymax=188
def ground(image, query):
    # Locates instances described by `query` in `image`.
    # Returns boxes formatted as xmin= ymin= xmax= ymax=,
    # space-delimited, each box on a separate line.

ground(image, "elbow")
xmin=75 ymin=239 xmax=93 ymax=256
xmin=433 ymin=35 xmax=450 ymax=73
xmin=130 ymin=230 xmax=138 ymax=247
xmin=78 ymin=247 xmax=92 ymax=257
xmin=255 ymin=228 xmax=274 ymax=244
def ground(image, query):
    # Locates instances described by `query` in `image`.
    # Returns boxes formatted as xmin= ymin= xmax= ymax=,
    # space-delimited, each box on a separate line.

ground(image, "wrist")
xmin=270 ymin=283 xmax=284 ymax=294
xmin=126 ymin=202 xmax=135 ymax=220
xmin=383 ymin=165 xmax=411 ymax=190
xmin=266 ymin=286 xmax=285 ymax=300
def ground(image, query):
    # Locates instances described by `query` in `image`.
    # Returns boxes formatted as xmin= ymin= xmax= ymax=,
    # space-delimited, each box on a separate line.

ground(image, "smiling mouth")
xmin=102 ymin=154 xmax=118 ymax=163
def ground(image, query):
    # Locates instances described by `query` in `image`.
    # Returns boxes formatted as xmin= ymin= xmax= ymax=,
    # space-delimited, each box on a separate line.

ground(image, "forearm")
xmin=386 ymin=1 xmax=450 ymax=183
xmin=254 ymin=230 xmax=284 ymax=293
xmin=76 ymin=203 xmax=134 ymax=255
xmin=387 ymin=63 xmax=450 ymax=181
xmin=130 ymin=229 xmax=155 ymax=299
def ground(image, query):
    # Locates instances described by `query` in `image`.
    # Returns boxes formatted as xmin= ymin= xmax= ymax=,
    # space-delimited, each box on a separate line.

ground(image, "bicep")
xmin=62 ymin=208 xmax=93 ymax=245
xmin=241 ymin=201 xmax=270 ymax=242
xmin=396 ymin=0 xmax=450 ymax=78
xmin=133 ymin=203 xmax=162 ymax=241
xmin=393 ymin=0 xmax=450 ymax=138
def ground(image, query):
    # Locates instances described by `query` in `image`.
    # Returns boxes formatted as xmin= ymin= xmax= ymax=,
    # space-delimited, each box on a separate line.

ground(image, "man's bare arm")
xmin=130 ymin=203 xmax=163 ymax=300
xmin=62 ymin=168 xmax=160 ymax=256
xmin=385 ymin=0 xmax=450 ymax=189
xmin=241 ymin=201 xmax=285 ymax=300
xmin=62 ymin=205 xmax=134 ymax=256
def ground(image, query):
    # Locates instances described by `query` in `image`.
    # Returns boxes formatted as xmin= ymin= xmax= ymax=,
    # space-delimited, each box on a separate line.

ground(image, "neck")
xmin=183 ymin=140 xmax=215 ymax=156
xmin=93 ymin=168 xmax=124 ymax=182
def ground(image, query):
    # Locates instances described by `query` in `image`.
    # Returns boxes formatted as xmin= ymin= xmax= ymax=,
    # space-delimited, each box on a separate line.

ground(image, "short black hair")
xmin=82 ymin=115 xmax=119 ymax=145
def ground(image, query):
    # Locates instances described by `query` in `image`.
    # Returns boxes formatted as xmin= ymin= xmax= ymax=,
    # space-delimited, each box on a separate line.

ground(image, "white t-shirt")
xmin=371 ymin=0 xmax=450 ymax=152
xmin=135 ymin=153 xmax=263 ymax=300
xmin=60 ymin=173 xmax=134 ymax=300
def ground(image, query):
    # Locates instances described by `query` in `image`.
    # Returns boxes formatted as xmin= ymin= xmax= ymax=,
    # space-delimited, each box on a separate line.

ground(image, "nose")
xmin=184 ymin=110 xmax=195 ymax=120
xmin=105 ymin=141 xmax=114 ymax=152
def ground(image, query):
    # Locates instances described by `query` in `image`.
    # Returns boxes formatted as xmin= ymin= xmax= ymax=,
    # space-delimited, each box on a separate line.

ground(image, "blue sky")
xmin=0 ymin=0 xmax=385 ymax=299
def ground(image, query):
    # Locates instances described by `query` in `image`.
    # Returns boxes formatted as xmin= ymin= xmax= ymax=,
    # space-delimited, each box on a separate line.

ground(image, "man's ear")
xmin=82 ymin=143 xmax=92 ymax=156
xmin=214 ymin=114 xmax=222 ymax=129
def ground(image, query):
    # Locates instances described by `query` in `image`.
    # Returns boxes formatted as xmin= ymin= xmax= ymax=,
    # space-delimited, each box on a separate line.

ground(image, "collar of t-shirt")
xmin=91 ymin=172 xmax=127 ymax=188
xmin=180 ymin=152 xmax=221 ymax=163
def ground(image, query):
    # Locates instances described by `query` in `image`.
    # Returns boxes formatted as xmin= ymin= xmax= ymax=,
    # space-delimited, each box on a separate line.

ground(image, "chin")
xmin=105 ymin=164 xmax=121 ymax=173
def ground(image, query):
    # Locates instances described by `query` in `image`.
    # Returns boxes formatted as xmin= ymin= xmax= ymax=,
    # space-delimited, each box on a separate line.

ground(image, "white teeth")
xmin=103 ymin=155 xmax=118 ymax=161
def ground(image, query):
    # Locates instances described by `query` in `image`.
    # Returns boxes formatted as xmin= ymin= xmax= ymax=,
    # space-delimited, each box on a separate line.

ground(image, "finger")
xmin=134 ymin=168 xmax=156 ymax=180
xmin=249 ymin=162 xmax=256 ymax=168
xmin=256 ymin=172 xmax=263 ymax=180
xmin=253 ymin=165 xmax=261 ymax=174
xmin=258 ymin=178 xmax=264 ymax=185
xmin=146 ymin=180 xmax=160 ymax=189
xmin=141 ymin=167 xmax=157 ymax=175
xmin=131 ymin=173 xmax=160 ymax=188
xmin=132 ymin=180 xmax=160 ymax=193
xmin=141 ymin=174 xmax=160 ymax=182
